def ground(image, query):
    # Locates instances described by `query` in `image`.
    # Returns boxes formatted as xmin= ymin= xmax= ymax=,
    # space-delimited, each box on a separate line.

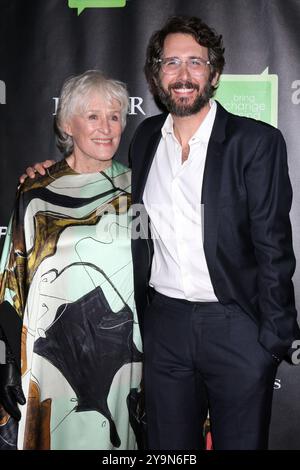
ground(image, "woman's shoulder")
xmin=112 ymin=160 xmax=130 ymax=175
xmin=18 ymin=159 xmax=73 ymax=194
xmin=110 ymin=160 xmax=131 ymax=193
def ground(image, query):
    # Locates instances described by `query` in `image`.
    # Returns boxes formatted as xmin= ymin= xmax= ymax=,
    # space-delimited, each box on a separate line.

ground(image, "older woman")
xmin=0 ymin=71 xmax=143 ymax=450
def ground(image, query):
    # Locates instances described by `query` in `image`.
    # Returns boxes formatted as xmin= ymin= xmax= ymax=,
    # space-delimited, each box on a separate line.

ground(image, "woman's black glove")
xmin=0 ymin=363 xmax=26 ymax=421
xmin=0 ymin=327 xmax=26 ymax=421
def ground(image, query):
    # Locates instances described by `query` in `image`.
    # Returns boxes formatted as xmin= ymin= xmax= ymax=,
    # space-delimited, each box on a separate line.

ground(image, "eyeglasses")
xmin=156 ymin=57 xmax=211 ymax=75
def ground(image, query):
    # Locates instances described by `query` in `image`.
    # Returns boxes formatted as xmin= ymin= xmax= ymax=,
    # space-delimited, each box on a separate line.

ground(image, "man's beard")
xmin=156 ymin=79 xmax=214 ymax=117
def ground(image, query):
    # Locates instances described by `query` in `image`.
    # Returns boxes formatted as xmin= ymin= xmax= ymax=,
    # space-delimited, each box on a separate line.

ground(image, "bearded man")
xmin=129 ymin=15 xmax=300 ymax=450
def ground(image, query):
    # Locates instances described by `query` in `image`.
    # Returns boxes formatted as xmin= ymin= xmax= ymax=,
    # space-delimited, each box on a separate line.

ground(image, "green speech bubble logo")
xmin=215 ymin=68 xmax=278 ymax=127
xmin=68 ymin=0 xmax=126 ymax=15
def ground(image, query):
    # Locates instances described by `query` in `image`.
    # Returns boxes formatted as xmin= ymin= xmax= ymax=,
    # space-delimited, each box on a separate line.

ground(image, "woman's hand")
xmin=19 ymin=160 xmax=55 ymax=184
xmin=0 ymin=363 xmax=26 ymax=421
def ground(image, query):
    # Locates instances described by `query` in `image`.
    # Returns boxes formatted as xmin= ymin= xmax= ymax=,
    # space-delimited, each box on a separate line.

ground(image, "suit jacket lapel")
xmin=202 ymin=102 xmax=228 ymax=281
xmin=135 ymin=125 xmax=164 ymax=203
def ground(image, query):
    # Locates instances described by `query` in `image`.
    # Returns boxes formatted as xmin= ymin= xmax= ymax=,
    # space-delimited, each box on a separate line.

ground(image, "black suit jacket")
xmin=130 ymin=101 xmax=300 ymax=361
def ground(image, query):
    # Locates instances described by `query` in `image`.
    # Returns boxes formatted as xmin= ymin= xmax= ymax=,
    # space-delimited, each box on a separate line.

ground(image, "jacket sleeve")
xmin=245 ymin=127 xmax=299 ymax=359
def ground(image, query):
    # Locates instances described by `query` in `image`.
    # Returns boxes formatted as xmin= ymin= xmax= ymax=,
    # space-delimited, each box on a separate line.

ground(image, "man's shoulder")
xmin=133 ymin=113 xmax=167 ymax=138
xmin=218 ymin=101 xmax=282 ymax=139
xmin=129 ymin=113 xmax=166 ymax=167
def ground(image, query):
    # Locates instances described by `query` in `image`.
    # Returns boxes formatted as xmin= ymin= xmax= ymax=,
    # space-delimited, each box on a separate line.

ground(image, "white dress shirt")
xmin=143 ymin=100 xmax=218 ymax=301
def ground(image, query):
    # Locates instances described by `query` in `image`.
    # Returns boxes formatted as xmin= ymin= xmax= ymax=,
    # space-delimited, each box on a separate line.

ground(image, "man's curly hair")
xmin=144 ymin=15 xmax=225 ymax=97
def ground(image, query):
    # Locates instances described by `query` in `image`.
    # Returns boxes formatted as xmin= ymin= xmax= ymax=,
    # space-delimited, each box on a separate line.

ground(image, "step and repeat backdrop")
xmin=1 ymin=0 xmax=300 ymax=449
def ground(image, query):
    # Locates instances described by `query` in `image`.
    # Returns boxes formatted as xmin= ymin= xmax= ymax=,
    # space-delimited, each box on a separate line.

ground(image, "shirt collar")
xmin=161 ymin=99 xmax=217 ymax=144
xmin=161 ymin=113 xmax=175 ymax=139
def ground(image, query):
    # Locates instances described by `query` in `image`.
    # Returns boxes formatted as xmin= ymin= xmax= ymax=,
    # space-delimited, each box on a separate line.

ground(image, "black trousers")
xmin=143 ymin=291 xmax=278 ymax=450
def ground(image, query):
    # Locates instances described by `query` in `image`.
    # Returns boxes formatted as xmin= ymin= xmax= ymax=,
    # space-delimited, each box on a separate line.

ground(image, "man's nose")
xmin=177 ymin=61 xmax=191 ymax=80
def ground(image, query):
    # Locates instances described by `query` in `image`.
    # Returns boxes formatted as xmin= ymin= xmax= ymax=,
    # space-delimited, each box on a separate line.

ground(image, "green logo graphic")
xmin=215 ymin=68 xmax=278 ymax=127
xmin=68 ymin=0 xmax=126 ymax=15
